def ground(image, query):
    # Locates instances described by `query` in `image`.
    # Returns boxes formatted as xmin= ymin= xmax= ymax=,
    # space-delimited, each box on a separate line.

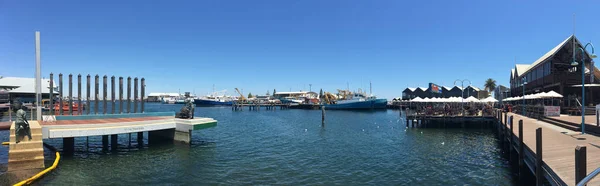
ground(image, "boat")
xmin=279 ymin=97 xmax=305 ymax=104
xmin=324 ymin=92 xmax=387 ymax=110
xmin=194 ymin=96 xmax=234 ymax=106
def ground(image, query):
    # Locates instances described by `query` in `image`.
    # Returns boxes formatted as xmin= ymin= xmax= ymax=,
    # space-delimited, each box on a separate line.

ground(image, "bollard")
xmin=103 ymin=75 xmax=107 ymax=114
xmin=77 ymin=74 xmax=82 ymax=114
xmin=86 ymin=75 xmax=91 ymax=115
xmin=49 ymin=73 xmax=54 ymax=115
xmin=575 ymin=145 xmax=587 ymax=185
xmin=119 ymin=77 xmax=123 ymax=114
xmin=59 ymin=73 xmax=63 ymax=115
xmin=95 ymin=75 xmax=99 ymax=114
xmin=68 ymin=74 xmax=73 ymax=115
xmin=509 ymin=116 xmax=514 ymax=163
xmin=536 ymin=127 xmax=543 ymax=186
xmin=127 ymin=77 xmax=131 ymax=113
xmin=111 ymin=76 xmax=115 ymax=114
xmin=518 ymin=120 xmax=524 ymax=184
xmin=321 ymin=106 xmax=325 ymax=126
xmin=141 ymin=78 xmax=145 ymax=113
xmin=134 ymin=78 xmax=138 ymax=113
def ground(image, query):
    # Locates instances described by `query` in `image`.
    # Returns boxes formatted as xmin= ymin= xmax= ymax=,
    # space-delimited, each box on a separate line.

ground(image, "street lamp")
xmin=454 ymin=79 xmax=471 ymax=116
xmin=522 ymin=77 xmax=527 ymax=116
xmin=571 ymin=42 xmax=597 ymax=134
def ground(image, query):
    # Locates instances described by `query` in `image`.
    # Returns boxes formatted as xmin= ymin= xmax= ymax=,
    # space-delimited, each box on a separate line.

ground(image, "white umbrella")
xmin=465 ymin=96 xmax=478 ymax=102
xmin=411 ymin=97 xmax=423 ymax=102
xmin=544 ymin=91 xmax=563 ymax=98
xmin=481 ymin=97 xmax=498 ymax=102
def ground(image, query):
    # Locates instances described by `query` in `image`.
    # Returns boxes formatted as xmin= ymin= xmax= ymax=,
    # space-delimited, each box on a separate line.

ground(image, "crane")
xmin=234 ymin=88 xmax=247 ymax=103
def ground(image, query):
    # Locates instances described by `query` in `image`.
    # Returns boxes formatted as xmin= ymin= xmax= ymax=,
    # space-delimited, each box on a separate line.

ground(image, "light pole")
xmin=522 ymin=77 xmax=527 ymax=116
xmin=571 ymin=42 xmax=597 ymax=134
xmin=454 ymin=79 xmax=471 ymax=116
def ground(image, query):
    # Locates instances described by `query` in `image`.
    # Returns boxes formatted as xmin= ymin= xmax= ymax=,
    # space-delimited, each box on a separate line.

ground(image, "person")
xmin=13 ymin=100 xmax=32 ymax=143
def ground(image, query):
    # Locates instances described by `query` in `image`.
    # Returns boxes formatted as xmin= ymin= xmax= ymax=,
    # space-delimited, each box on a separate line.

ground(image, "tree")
xmin=319 ymin=89 xmax=323 ymax=99
xmin=273 ymin=89 xmax=276 ymax=95
xmin=248 ymin=93 xmax=253 ymax=98
xmin=484 ymin=78 xmax=497 ymax=96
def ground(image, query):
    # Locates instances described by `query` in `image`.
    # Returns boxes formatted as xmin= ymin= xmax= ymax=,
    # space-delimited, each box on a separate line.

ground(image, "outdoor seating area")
xmin=403 ymin=96 xmax=498 ymax=117
xmin=501 ymin=90 xmax=564 ymax=117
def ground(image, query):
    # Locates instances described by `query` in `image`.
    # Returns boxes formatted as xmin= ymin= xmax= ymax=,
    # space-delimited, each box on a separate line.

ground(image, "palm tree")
xmin=484 ymin=78 xmax=497 ymax=97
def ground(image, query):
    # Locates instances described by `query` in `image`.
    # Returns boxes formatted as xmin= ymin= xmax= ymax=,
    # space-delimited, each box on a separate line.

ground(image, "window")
xmin=537 ymin=66 xmax=543 ymax=79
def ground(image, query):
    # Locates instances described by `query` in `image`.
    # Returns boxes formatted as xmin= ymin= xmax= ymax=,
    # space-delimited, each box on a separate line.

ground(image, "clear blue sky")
xmin=2 ymin=0 xmax=600 ymax=99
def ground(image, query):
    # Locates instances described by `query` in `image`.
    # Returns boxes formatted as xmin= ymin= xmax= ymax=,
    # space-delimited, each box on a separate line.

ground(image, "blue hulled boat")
xmin=323 ymin=91 xmax=387 ymax=110
xmin=194 ymin=97 xmax=234 ymax=106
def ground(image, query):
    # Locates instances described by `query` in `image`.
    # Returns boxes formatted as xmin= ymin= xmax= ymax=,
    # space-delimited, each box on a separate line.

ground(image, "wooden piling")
xmin=111 ymin=134 xmax=118 ymax=150
xmin=103 ymin=75 xmax=107 ymax=114
xmin=49 ymin=73 xmax=54 ymax=115
xmin=518 ymin=119 xmax=524 ymax=183
xmin=68 ymin=74 xmax=73 ymax=115
xmin=111 ymin=76 xmax=115 ymax=114
xmin=59 ymin=73 xmax=63 ymax=115
xmin=127 ymin=77 xmax=131 ymax=113
xmin=86 ymin=75 xmax=91 ymax=115
xmin=509 ymin=116 xmax=514 ymax=164
xmin=134 ymin=77 xmax=138 ymax=113
xmin=137 ymin=132 xmax=143 ymax=147
xmin=77 ymin=74 xmax=82 ymax=114
xmin=119 ymin=77 xmax=123 ymax=114
xmin=141 ymin=78 xmax=145 ymax=113
xmin=95 ymin=75 xmax=99 ymax=114
xmin=321 ymin=106 xmax=325 ymax=126
xmin=102 ymin=135 xmax=109 ymax=151
xmin=575 ymin=145 xmax=587 ymax=185
xmin=536 ymin=127 xmax=543 ymax=186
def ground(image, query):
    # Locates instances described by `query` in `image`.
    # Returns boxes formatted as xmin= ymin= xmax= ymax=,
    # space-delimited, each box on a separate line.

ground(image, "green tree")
xmin=484 ymin=78 xmax=497 ymax=96
xmin=248 ymin=93 xmax=253 ymax=98
xmin=273 ymin=89 xmax=276 ymax=95
xmin=319 ymin=89 xmax=323 ymax=99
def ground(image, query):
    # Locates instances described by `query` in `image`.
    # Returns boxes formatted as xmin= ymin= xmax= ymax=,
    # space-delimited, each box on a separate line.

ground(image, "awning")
xmin=570 ymin=84 xmax=600 ymax=87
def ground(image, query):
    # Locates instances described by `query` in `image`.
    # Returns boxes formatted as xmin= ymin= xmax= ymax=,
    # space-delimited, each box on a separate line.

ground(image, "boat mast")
xmin=370 ymin=81 xmax=372 ymax=96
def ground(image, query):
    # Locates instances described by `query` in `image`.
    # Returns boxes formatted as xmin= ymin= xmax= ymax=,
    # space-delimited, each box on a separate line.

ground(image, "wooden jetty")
xmin=6 ymin=73 xmax=218 ymax=174
xmin=413 ymin=108 xmax=600 ymax=185
xmin=231 ymin=102 xmax=291 ymax=111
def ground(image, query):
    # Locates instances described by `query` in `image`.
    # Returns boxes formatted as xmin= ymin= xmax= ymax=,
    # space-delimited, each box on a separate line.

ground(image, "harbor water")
xmin=1 ymin=103 xmax=516 ymax=185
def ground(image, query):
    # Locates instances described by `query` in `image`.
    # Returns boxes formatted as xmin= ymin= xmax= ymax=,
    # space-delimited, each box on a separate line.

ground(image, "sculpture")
xmin=176 ymin=93 xmax=195 ymax=119
xmin=12 ymin=100 xmax=32 ymax=143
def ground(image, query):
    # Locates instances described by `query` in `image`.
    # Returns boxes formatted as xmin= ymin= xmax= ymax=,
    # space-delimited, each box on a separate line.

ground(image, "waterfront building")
xmin=494 ymin=85 xmax=510 ymax=103
xmin=0 ymin=76 xmax=57 ymax=103
xmin=402 ymin=85 xmax=484 ymax=99
xmin=509 ymin=35 xmax=599 ymax=108
xmin=147 ymin=93 xmax=181 ymax=102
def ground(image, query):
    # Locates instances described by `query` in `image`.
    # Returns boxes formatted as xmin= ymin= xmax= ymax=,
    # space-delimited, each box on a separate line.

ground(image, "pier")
xmin=231 ymin=102 xmax=291 ymax=111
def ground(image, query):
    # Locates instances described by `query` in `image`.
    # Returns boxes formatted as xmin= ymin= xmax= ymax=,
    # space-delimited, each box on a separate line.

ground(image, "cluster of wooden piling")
xmin=231 ymin=103 xmax=291 ymax=111
xmin=48 ymin=73 xmax=146 ymax=152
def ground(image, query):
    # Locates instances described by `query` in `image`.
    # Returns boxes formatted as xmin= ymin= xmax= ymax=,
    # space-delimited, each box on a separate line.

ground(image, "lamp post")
xmin=522 ymin=77 xmax=527 ymax=116
xmin=571 ymin=42 xmax=597 ymax=134
xmin=454 ymin=79 xmax=471 ymax=116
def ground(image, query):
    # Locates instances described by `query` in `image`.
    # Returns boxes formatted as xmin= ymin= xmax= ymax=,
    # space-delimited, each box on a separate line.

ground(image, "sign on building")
xmin=429 ymin=83 xmax=442 ymax=94
xmin=544 ymin=106 xmax=560 ymax=117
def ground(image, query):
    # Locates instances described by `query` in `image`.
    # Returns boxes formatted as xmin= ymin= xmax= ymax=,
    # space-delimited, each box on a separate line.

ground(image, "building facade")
xmin=402 ymin=85 xmax=484 ymax=99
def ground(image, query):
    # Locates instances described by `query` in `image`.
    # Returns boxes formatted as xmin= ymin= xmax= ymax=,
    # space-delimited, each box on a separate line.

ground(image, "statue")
xmin=176 ymin=93 xmax=195 ymax=119
xmin=12 ymin=100 xmax=32 ymax=143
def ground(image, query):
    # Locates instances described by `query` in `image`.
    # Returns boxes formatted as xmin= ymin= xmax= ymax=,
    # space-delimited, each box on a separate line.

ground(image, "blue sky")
xmin=2 ymin=0 xmax=600 ymax=99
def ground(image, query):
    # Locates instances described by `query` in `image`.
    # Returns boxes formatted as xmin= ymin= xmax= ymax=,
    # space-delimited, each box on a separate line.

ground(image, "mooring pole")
xmin=575 ymin=145 xmax=587 ymax=185
xmin=86 ymin=75 xmax=91 ymax=115
xmin=127 ymin=77 xmax=131 ymax=113
xmin=119 ymin=77 xmax=123 ymax=114
xmin=536 ymin=128 xmax=543 ymax=186
xmin=509 ymin=116 xmax=514 ymax=164
xmin=95 ymin=75 xmax=99 ymax=114
xmin=134 ymin=78 xmax=138 ymax=113
xmin=321 ymin=106 xmax=325 ymax=126
xmin=77 ymin=74 xmax=82 ymax=114
xmin=103 ymin=75 xmax=107 ymax=114
xmin=141 ymin=78 xmax=145 ymax=113
xmin=518 ymin=119 xmax=524 ymax=184
xmin=59 ymin=73 xmax=63 ymax=115
xmin=111 ymin=76 xmax=115 ymax=114
xmin=68 ymin=74 xmax=73 ymax=115
xmin=49 ymin=73 xmax=54 ymax=115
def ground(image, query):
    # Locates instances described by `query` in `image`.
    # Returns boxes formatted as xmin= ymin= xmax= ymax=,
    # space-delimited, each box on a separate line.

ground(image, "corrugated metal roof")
xmin=519 ymin=35 xmax=574 ymax=76
xmin=515 ymin=64 xmax=530 ymax=76
xmin=406 ymin=87 xmax=416 ymax=92
xmin=0 ymin=77 xmax=56 ymax=94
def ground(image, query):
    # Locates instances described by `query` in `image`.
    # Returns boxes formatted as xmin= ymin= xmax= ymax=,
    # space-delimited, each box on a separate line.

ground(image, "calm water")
xmin=1 ymin=103 xmax=515 ymax=185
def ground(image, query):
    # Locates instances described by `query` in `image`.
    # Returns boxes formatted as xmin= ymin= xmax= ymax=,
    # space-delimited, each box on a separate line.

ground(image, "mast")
xmin=370 ymin=81 xmax=372 ymax=96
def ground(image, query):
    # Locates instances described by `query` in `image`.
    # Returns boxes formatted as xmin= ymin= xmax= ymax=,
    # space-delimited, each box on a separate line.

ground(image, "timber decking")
xmin=41 ymin=116 xmax=172 ymax=125
xmin=505 ymin=113 xmax=600 ymax=185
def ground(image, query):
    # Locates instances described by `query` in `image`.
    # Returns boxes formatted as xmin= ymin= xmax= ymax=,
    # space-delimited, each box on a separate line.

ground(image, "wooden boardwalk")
xmin=502 ymin=112 xmax=600 ymax=185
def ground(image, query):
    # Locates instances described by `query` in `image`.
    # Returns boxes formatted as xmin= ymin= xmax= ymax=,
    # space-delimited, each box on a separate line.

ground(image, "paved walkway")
xmin=505 ymin=113 xmax=600 ymax=185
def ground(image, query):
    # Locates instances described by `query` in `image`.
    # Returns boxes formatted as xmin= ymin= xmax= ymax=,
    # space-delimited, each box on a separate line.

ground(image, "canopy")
xmin=465 ymin=96 xmax=479 ymax=102
xmin=543 ymin=90 xmax=563 ymax=98
xmin=480 ymin=97 xmax=498 ymax=102
xmin=411 ymin=97 xmax=423 ymax=102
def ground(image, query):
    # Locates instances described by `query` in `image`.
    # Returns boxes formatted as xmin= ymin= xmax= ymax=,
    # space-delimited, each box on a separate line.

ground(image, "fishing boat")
xmin=323 ymin=92 xmax=387 ymax=110
xmin=194 ymin=96 xmax=234 ymax=106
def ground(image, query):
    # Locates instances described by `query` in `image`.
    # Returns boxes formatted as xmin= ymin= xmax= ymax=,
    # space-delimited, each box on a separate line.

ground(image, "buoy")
xmin=362 ymin=129 xmax=365 ymax=132
xmin=441 ymin=142 xmax=445 ymax=145
xmin=304 ymin=129 xmax=307 ymax=132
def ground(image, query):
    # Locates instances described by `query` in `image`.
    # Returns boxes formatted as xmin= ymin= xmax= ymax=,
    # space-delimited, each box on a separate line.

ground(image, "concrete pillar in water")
xmin=63 ymin=137 xmax=74 ymax=154
xmin=95 ymin=75 xmax=99 ymax=114
xmin=119 ymin=77 xmax=123 ymax=114
xmin=127 ymin=77 xmax=131 ymax=113
xmin=111 ymin=76 xmax=115 ymax=114
xmin=86 ymin=75 xmax=91 ymax=115
xmin=103 ymin=75 xmax=107 ymax=114
xmin=49 ymin=73 xmax=54 ymax=115
xmin=134 ymin=78 xmax=138 ymax=113
xmin=141 ymin=78 xmax=145 ymax=113
xmin=111 ymin=134 xmax=118 ymax=150
xmin=68 ymin=74 xmax=73 ymax=115
xmin=77 ymin=74 xmax=82 ymax=114
xmin=102 ymin=135 xmax=109 ymax=151
xmin=59 ymin=73 xmax=63 ymax=115
xmin=137 ymin=132 xmax=143 ymax=147
xmin=575 ymin=145 xmax=587 ymax=185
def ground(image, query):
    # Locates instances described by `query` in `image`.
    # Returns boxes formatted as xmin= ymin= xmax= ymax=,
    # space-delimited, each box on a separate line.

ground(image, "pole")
xmin=134 ymin=78 xmax=138 ymax=113
xmin=111 ymin=76 xmax=115 ymax=114
xmin=86 ymin=74 xmax=90 ymax=115
xmin=35 ymin=31 xmax=42 ymax=121
xmin=127 ymin=77 xmax=131 ymax=113
xmin=95 ymin=75 xmax=99 ymax=114
xmin=581 ymin=49 xmax=586 ymax=134
xmin=59 ymin=73 xmax=63 ymax=115
xmin=78 ymin=74 xmax=82 ymax=114
xmin=68 ymin=74 xmax=73 ymax=115
xmin=523 ymin=78 xmax=526 ymax=116
xmin=141 ymin=78 xmax=145 ymax=113
xmin=119 ymin=77 xmax=123 ymax=114
xmin=49 ymin=73 xmax=54 ymax=115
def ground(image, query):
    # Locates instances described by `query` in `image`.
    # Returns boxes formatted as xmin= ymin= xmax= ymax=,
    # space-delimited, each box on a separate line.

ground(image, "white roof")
xmin=0 ymin=77 xmax=56 ymax=94
xmin=406 ymin=88 xmax=416 ymax=92
xmin=515 ymin=64 xmax=531 ymax=77
xmin=467 ymin=85 xmax=480 ymax=91
xmin=274 ymin=91 xmax=309 ymax=95
xmin=148 ymin=93 xmax=180 ymax=97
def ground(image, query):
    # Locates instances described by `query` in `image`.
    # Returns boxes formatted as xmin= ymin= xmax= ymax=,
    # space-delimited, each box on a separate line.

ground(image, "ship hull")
xmin=324 ymin=99 xmax=387 ymax=110
xmin=194 ymin=99 xmax=233 ymax=106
